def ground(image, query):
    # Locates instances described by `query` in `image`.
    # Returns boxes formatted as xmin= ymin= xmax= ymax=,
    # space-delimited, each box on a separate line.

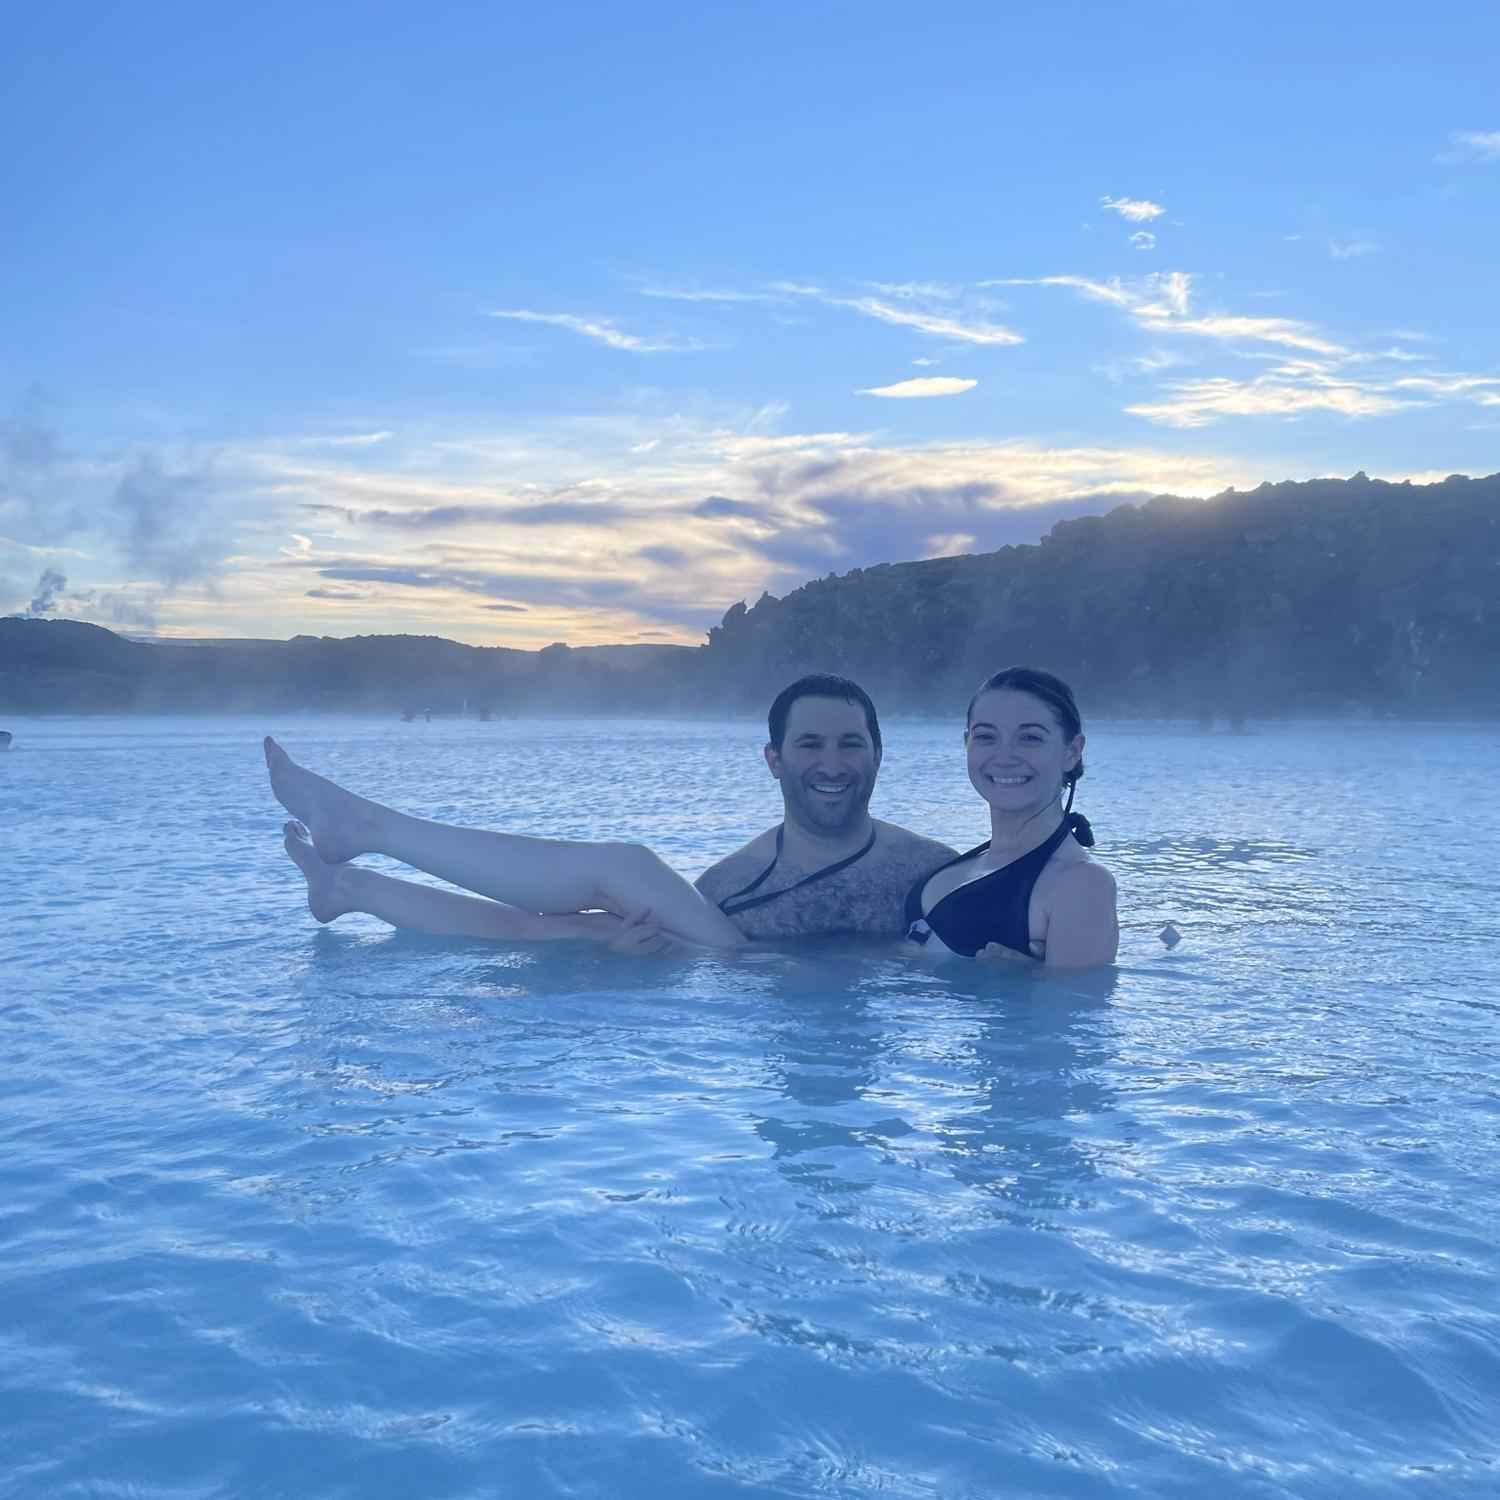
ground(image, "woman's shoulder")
xmin=1041 ymin=851 xmax=1116 ymax=902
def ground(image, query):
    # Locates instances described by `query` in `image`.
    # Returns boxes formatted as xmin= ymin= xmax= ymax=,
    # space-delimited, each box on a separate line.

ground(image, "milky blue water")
xmin=3 ymin=714 xmax=1499 ymax=1499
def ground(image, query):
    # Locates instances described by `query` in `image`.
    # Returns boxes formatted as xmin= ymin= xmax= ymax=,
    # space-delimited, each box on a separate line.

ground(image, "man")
xmin=694 ymin=673 xmax=958 ymax=940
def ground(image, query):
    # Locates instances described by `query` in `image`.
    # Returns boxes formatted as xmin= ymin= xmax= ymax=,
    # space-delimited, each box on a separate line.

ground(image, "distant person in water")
xmin=268 ymin=675 xmax=956 ymax=954
xmin=267 ymin=669 xmax=1117 ymax=967
xmin=905 ymin=668 xmax=1117 ymax=967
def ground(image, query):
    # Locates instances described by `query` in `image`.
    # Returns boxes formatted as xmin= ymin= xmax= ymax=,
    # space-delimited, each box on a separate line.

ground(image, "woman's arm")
xmin=1038 ymin=861 xmax=1118 ymax=968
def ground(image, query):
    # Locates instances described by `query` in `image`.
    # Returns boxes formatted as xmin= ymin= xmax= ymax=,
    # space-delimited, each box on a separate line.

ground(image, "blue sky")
xmin=3 ymin=2 xmax=1498 ymax=644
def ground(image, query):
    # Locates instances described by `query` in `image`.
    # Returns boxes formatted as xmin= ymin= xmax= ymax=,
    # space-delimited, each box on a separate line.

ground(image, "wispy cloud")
xmin=1129 ymin=231 xmax=1156 ymax=252
xmin=985 ymin=274 xmax=1133 ymax=309
xmin=997 ymin=266 xmax=1500 ymax=427
xmin=1162 ymin=314 xmax=1345 ymax=355
xmin=834 ymin=294 xmax=1023 ymax=346
xmin=633 ymin=277 xmax=1025 ymax=346
xmin=1328 ymin=239 xmax=1377 ymax=261
xmin=1446 ymin=130 xmax=1500 ymax=162
xmin=484 ymin=308 xmax=700 ymax=353
xmin=996 ymin=271 xmax=1344 ymax=354
xmin=636 ymin=284 xmax=778 ymax=303
xmin=979 ymin=264 xmax=1500 ymax=428
xmin=1101 ymin=195 xmax=1165 ymax=222
xmin=1388 ymin=373 xmax=1500 ymax=398
xmin=1127 ymin=375 xmax=1412 ymax=427
xmin=857 ymin=376 xmax=978 ymax=398
xmin=1127 ymin=362 xmax=1500 ymax=429
xmin=0 ymin=533 xmax=90 ymax=558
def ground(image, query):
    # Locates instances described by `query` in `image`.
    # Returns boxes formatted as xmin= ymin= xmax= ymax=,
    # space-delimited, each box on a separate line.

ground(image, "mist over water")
xmin=3 ymin=715 xmax=1499 ymax=1498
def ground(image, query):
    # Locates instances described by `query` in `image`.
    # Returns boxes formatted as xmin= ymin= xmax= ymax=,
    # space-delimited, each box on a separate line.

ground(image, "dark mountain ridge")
xmin=3 ymin=471 xmax=1497 ymax=718
xmin=654 ymin=470 xmax=1500 ymax=718
xmin=0 ymin=621 xmax=688 ymax=715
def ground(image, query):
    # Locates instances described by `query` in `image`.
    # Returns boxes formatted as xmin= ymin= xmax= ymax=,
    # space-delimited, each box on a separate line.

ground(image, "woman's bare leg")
xmin=265 ymin=739 xmax=745 ymax=948
xmin=282 ymin=822 xmax=622 ymax=941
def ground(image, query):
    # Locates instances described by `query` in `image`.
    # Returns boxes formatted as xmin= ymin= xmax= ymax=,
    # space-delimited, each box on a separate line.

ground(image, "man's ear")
xmin=873 ymin=744 xmax=883 ymax=773
xmin=764 ymin=742 xmax=782 ymax=780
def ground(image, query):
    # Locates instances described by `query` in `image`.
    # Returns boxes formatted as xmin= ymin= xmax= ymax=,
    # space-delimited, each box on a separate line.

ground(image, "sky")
xmin=2 ymin=1 xmax=1498 ymax=646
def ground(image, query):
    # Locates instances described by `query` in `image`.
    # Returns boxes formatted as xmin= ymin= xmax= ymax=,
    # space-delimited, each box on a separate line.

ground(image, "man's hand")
xmin=975 ymin=939 xmax=1045 ymax=965
xmin=606 ymin=906 xmax=676 ymax=956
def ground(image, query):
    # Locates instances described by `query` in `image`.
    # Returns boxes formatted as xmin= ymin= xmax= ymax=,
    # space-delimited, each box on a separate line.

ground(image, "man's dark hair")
xmin=767 ymin=673 xmax=882 ymax=754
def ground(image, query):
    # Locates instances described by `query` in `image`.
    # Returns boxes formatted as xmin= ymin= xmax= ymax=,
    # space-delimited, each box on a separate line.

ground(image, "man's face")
xmin=764 ymin=695 xmax=882 ymax=837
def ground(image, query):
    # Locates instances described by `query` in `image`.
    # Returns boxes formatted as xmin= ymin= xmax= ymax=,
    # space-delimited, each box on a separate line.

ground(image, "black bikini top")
xmin=718 ymin=823 xmax=878 ymax=917
xmin=904 ymin=817 xmax=1082 ymax=958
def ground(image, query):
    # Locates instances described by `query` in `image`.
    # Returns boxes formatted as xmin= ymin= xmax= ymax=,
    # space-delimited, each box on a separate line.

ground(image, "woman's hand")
xmin=975 ymin=939 xmax=1045 ymax=965
xmin=605 ymin=906 xmax=676 ymax=956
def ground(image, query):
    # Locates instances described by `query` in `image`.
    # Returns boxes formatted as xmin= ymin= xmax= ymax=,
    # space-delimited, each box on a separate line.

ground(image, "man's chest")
xmin=713 ymin=864 xmax=911 ymax=939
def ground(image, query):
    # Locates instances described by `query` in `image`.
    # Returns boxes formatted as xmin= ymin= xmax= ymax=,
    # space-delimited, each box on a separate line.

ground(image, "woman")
xmin=267 ymin=666 xmax=1116 ymax=967
xmin=905 ymin=667 xmax=1117 ymax=968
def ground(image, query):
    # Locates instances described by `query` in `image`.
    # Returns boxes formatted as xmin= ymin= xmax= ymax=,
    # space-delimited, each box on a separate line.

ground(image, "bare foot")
xmin=263 ymin=737 xmax=373 ymax=863
xmin=282 ymin=821 xmax=352 ymax=923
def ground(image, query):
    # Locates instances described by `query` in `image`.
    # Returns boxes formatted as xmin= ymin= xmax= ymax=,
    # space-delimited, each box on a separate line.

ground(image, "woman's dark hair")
xmin=967 ymin=666 xmax=1094 ymax=844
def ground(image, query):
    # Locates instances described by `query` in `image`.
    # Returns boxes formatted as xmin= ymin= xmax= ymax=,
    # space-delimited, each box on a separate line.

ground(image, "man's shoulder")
xmin=872 ymin=819 xmax=961 ymax=869
xmin=694 ymin=828 xmax=779 ymax=896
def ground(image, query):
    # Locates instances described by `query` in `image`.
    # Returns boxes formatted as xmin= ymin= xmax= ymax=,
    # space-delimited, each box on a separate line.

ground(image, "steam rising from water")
xmin=23 ymin=567 xmax=67 ymax=616
xmin=1 ymin=394 xmax=242 ymax=622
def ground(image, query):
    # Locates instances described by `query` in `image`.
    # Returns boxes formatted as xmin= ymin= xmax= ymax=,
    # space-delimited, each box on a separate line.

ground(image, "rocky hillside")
xmin=655 ymin=471 xmax=1500 ymax=718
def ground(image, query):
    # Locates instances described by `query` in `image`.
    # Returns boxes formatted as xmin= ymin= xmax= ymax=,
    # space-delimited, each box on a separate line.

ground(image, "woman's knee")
xmin=606 ymin=840 xmax=663 ymax=877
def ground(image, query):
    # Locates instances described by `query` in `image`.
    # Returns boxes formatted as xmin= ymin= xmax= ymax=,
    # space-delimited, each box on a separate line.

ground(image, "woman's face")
xmin=965 ymin=689 xmax=1083 ymax=814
